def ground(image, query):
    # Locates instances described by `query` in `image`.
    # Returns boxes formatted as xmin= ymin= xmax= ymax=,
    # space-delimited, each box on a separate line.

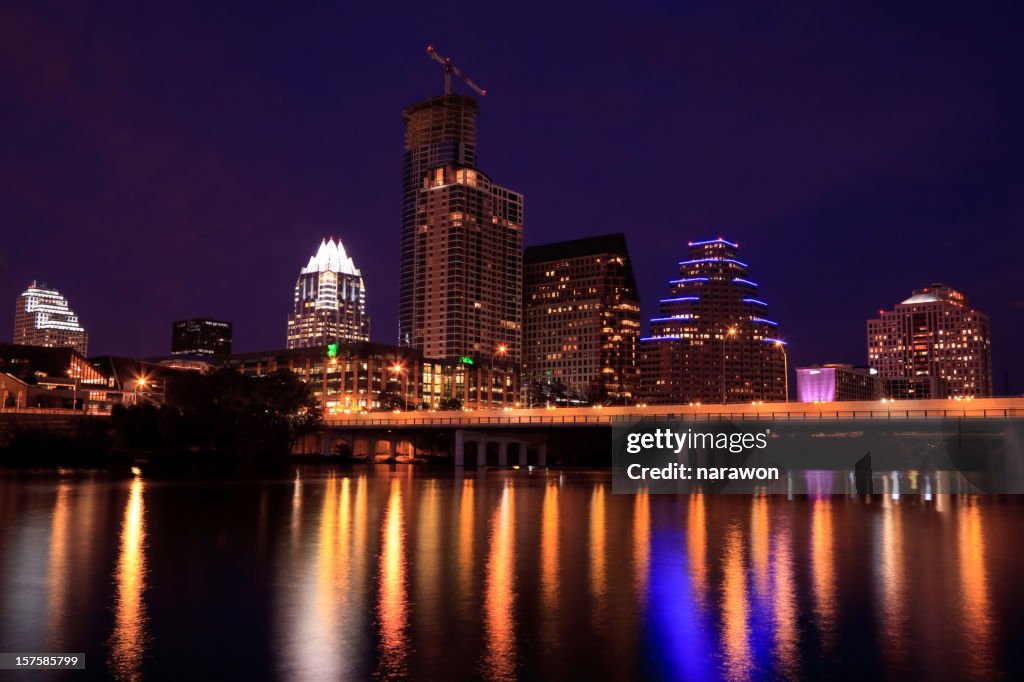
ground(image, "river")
xmin=0 ymin=467 xmax=1021 ymax=680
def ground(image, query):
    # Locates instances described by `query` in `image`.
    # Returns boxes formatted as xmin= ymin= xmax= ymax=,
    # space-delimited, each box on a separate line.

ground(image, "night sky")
xmin=2 ymin=2 xmax=1022 ymax=393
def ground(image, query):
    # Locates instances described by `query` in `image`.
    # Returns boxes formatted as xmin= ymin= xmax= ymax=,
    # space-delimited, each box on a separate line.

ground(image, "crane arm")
xmin=449 ymin=63 xmax=487 ymax=96
xmin=426 ymin=45 xmax=447 ymax=67
xmin=425 ymin=44 xmax=487 ymax=96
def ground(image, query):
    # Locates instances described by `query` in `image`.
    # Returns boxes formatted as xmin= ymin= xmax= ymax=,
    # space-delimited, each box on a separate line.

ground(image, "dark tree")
xmin=438 ymin=397 xmax=463 ymax=411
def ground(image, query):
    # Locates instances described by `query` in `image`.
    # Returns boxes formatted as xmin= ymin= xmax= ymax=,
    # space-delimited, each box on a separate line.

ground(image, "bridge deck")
xmin=324 ymin=397 xmax=1024 ymax=429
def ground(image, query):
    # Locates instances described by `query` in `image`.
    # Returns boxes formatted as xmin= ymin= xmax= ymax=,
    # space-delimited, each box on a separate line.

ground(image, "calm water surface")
xmin=0 ymin=467 xmax=1022 ymax=681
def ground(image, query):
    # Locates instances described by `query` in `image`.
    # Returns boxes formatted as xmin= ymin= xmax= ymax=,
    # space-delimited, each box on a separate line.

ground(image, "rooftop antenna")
xmin=426 ymin=45 xmax=487 ymax=96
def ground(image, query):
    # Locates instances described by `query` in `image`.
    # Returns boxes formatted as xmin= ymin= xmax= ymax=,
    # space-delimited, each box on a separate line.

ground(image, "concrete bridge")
xmin=319 ymin=397 xmax=1024 ymax=466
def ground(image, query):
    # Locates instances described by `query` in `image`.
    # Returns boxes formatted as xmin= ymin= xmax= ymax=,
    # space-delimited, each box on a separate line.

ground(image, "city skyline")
xmin=2 ymin=4 xmax=1021 ymax=393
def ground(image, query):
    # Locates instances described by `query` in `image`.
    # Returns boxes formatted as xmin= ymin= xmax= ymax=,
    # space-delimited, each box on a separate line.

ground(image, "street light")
xmin=492 ymin=344 xmax=508 ymax=407
xmin=722 ymin=326 xmax=737 ymax=404
xmin=775 ymin=340 xmax=789 ymax=402
xmin=135 ymin=375 xmax=148 ymax=405
xmin=391 ymin=362 xmax=409 ymax=411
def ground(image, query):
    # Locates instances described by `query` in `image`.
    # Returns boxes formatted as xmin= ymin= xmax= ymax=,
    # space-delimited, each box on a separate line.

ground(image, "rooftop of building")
xmin=899 ymin=283 xmax=967 ymax=306
xmin=524 ymin=233 xmax=631 ymax=264
xmin=797 ymin=364 xmax=879 ymax=374
xmin=173 ymin=317 xmax=231 ymax=327
xmin=0 ymin=343 xmax=90 ymax=374
xmin=402 ymin=93 xmax=480 ymax=117
xmin=225 ymin=341 xmax=422 ymax=362
xmin=300 ymin=238 xmax=361 ymax=277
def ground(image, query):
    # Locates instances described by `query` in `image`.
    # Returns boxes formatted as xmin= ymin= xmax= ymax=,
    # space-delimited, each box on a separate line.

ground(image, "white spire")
xmin=301 ymin=237 xmax=360 ymax=276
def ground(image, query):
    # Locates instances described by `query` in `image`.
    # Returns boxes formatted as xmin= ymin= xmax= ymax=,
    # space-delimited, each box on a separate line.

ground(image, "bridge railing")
xmin=0 ymin=407 xmax=90 ymax=416
xmin=324 ymin=407 xmax=1024 ymax=428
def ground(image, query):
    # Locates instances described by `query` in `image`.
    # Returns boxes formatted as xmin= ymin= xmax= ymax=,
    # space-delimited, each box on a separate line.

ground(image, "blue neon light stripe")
xmin=688 ymin=237 xmax=739 ymax=248
xmin=678 ymin=257 xmax=750 ymax=267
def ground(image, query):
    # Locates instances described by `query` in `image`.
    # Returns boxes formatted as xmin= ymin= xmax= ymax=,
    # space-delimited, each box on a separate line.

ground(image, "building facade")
xmin=523 ymin=233 xmax=641 ymax=403
xmin=867 ymin=283 xmax=992 ymax=397
xmin=398 ymin=94 xmax=523 ymax=365
xmin=13 ymin=281 xmax=89 ymax=355
xmin=287 ymin=238 xmax=369 ymax=349
xmin=171 ymin=318 xmax=232 ymax=355
xmin=796 ymin=364 xmax=881 ymax=402
xmin=223 ymin=343 xmax=519 ymax=412
xmin=226 ymin=343 xmax=418 ymax=413
xmin=0 ymin=343 xmax=127 ymax=413
xmin=639 ymin=238 xmax=787 ymax=404
xmin=882 ymin=375 xmax=949 ymax=401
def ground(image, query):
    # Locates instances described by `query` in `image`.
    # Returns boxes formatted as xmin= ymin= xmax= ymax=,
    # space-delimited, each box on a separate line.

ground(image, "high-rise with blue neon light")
xmin=639 ymin=238 xmax=787 ymax=404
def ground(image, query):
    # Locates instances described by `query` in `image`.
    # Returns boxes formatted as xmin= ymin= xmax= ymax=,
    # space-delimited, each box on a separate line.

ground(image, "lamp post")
xmin=721 ymin=326 xmax=737 ymax=404
xmin=391 ymin=363 xmax=409 ymax=411
xmin=775 ymin=340 xmax=788 ymax=402
xmin=68 ymin=369 xmax=78 ymax=412
xmin=135 ymin=375 xmax=148 ymax=405
xmin=492 ymin=344 xmax=508 ymax=407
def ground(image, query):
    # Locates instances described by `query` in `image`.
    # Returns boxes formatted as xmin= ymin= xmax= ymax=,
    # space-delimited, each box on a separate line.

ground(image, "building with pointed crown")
xmin=286 ymin=237 xmax=369 ymax=349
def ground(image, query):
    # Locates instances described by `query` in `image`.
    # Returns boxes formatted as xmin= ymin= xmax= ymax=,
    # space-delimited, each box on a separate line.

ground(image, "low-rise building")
xmin=222 ymin=342 xmax=519 ymax=412
xmin=797 ymin=364 xmax=881 ymax=402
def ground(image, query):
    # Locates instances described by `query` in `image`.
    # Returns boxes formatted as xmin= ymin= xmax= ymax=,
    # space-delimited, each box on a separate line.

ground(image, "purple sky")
xmin=2 ymin=2 xmax=1022 ymax=393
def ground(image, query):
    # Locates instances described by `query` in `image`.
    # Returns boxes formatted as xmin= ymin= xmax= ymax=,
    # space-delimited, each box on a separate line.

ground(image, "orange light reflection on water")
xmin=721 ymin=524 xmax=751 ymax=681
xmin=771 ymin=512 xmax=799 ymax=676
xmin=108 ymin=478 xmax=147 ymax=681
xmin=878 ymin=495 xmax=907 ymax=668
xmin=589 ymin=483 xmax=608 ymax=625
xmin=811 ymin=497 xmax=836 ymax=649
xmin=541 ymin=480 xmax=560 ymax=614
xmin=958 ymin=498 xmax=994 ymax=676
xmin=633 ymin=491 xmax=649 ymax=606
xmin=377 ymin=478 xmax=408 ymax=678
xmin=46 ymin=482 xmax=71 ymax=646
xmin=483 ymin=481 xmax=516 ymax=680
xmin=687 ymin=493 xmax=708 ymax=611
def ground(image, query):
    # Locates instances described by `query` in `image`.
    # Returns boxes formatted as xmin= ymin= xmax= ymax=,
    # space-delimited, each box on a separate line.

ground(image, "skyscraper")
xmin=639 ymin=238 xmax=787 ymax=404
xmin=287 ymin=238 xmax=369 ymax=349
xmin=13 ymin=281 xmax=89 ymax=355
xmin=399 ymin=94 xmax=523 ymax=364
xmin=172 ymin=318 xmax=232 ymax=355
xmin=524 ymin=233 xmax=641 ymax=403
xmin=867 ymin=283 xmax=992 ymax=397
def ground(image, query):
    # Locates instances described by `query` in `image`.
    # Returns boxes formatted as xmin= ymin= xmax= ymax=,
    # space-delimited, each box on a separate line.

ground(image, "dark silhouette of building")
xmin=398 ymin=93 xmax=523 ymax=370
xmin=639 ymin=238 xmax=787 ymax=404
xmin=172 ymin=318 xmax=232 ymax=356
xmin=524 ymin=233 xmax=641 ymax=403
xmin=797 ymin=364 xmax=881 ymax=402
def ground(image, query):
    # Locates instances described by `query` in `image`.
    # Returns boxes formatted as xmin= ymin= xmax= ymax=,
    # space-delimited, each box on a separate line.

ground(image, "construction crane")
xmin=426 ymin=45 xmax=487 ymax=96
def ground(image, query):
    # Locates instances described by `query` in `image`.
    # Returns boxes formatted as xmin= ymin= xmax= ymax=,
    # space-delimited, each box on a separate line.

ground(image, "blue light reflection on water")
xmin=645 ymin=518 xmax=717 ymax=680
